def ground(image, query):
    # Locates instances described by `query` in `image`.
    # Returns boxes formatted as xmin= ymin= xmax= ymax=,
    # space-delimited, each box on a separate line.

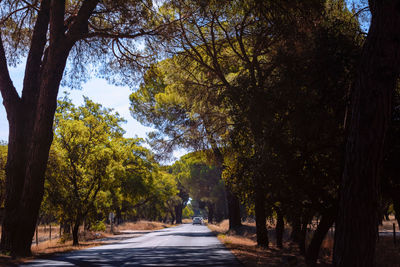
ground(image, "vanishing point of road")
xmin=22 ymin=224 xmax=242 ymax=266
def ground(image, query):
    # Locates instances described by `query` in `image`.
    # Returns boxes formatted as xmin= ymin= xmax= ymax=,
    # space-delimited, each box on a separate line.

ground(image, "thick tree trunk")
xmin=170 ymin=210 xmax=175 ymax=224
xmin=333 ymin=2 xmax=400 ymax=266
xmin=1 ymin=76 xmax=64 ymax=257
xmin=290 ymin=217 xmax=301 ymax=242
xmin=298 ymin=220 xmax=308 ymax=255
xmin=0 ymin=115 xmax=30 ymax=253
xmin=255 ymin=189 xmax=268 ymax=247
xmin=63 ymin=222 xmax=71 ymax=235
xmin=175 ymin=203 xmax=183 ymax=224
xmin=226 ymin=188 xmax=242 ymax=230
xmin=0 ymin=0 xmax=99 ymax=257
xmin=392 ymin=194 xmax=400 ymax=228
xmin=72 ymin=220 xmax=80 ymax=246
xmin=116 ymin=207 xmax=122 ymax=225
xmin=275 ymin=207 xmax=284 ymax=248
xmin=306 ymin=207 xmax=336 ymax=266
xmin=208 ymin=145 xmax=242 ymax=230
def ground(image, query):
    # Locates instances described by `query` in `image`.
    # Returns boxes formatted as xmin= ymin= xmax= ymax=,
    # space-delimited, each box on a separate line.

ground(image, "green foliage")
xmin=182 ymin=203 xmax=194 ymax=219
xmin=171 ymin=152 xmax=227 ymax=221
xmin=43 ymin=95 xmax=178 ymax=233
xmin=91 ymin=220 xmax=107 ymax=232
xmin=130 ymin=0 xmax=364 ymax=233
xmin=45 ymin=95 xmax=124 ymax=229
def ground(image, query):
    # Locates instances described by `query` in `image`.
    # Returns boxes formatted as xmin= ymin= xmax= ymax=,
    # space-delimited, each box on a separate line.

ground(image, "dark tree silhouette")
xmin=334 ymin=1 xmax=400 ymax=265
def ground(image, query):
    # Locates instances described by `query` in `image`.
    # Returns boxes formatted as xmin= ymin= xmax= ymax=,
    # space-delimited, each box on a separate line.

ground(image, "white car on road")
xmin=192 ymin=217 xmax=203 ymax=225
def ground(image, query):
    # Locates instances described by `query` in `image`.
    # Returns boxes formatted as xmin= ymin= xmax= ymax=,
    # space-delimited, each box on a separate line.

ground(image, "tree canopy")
xmin=1 ymin=0 xmax=400 ymax=265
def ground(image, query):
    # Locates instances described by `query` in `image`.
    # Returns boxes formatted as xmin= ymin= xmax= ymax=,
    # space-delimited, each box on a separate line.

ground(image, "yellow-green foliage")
xmin=182 ymin=204 xmax=194 ymax=218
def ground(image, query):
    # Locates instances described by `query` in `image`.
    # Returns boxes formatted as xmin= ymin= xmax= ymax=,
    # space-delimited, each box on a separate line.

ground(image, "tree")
xmin=130 ymin=58 xmax=242 ymax=228
xmin=0 ymin=0 xmax=166 ymax=256
xmin=334 ymin=1 xmax=400 ymax=265
xmin=182 ymin=203 xmax=194 ymax=219
xmin=157 ymin=1 xmax=361 ymax=253
xmin=172 ymin=152 xmax=227 ymax=223
xmin=383 ymin=86 xmax=400 ymax=228
xmin=46 ymin=96 xmax=125 ymax=245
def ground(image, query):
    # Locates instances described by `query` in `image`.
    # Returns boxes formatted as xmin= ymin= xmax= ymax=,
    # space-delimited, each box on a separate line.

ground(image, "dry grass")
xmin=182 ymin=218 xmax=192 ymax=224
xmin=0 ymin=225 xmax=62 ymax=245
xmin=314 ymin=216 xmax=400 ymax=265
xmin=209 ymin=220 xmax=307 ymax=267
xmin=380 ymin=215 xmax=399 ymax=232
xmin=31 ymin=238 xmax=105 ymax=255
xmin=318 ymin=230 xmax=400 ymax=266
xmin=114 ymin=220 xmax=172 ymax=231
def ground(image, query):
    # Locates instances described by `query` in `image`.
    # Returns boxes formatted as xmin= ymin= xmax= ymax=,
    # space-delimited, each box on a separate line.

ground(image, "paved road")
xmin=22 ymin=224 xmax=242 ymax=266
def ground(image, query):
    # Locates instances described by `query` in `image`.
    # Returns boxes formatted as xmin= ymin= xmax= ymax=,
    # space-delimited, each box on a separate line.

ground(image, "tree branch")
xmin=84 ymin=29 xmax=157 ymax=40
xmin=0 ymin=34 xmax=20 ymax=113
xmin=49 ymin=0 xmax=66 ymax=44
xmin=21 ymin=0 xmax=50 ymax=104
xmin=66 ymin=0 xmax=99 ymax=42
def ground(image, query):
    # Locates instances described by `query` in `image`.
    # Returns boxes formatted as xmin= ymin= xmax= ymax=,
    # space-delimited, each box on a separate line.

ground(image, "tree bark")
xmin=226 ymin=187 xmax=242 ymax=230
xmin=255 ymin=188 xmax=268 ymax=247
xmin=333 ymin=2 xmax=400 ymax=265
xmin=0 ymin=0 xmax=99 ymax=257
xmin=290 ymin=217 xmax=301 ymax=242
xmin=63 ymin=221 xmax=71 ymax=235
xmin=175 ymin=203 xmax=183 ymax=224
xmin=72 ymin=220 xmax=80 ymax=246
xmin=298 ymin=220 xmax=308 ymax=255
xmin=275 ymin=207 xmax=284 ymax=248
xmin=208 ymin=143 xmax=242 ymax=230
xmin=392 ymin=194 xmax=400 ymax=228
xmin=306 ymin=207 xmax=336 ymax=267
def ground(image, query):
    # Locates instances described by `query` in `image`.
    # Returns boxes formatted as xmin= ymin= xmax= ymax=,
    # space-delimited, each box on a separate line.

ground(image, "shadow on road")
xmin=22 ymin=245 xmax=242 ymax=266
xmin=158 ymin=231 xmax=216 ymax=237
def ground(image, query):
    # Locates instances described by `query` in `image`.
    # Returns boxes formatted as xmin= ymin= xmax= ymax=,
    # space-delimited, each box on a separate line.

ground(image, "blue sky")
xmin=0 ymin=63 xmax=154 ymax=142
xmin=0 ymin=62 xmax=187 ymax=161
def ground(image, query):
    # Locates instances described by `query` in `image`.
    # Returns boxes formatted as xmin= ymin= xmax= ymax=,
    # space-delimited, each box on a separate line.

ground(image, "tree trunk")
xmin=306 ymin=207 xmax=336 ymax=267
xmin=392 ymin=194 xmax=400 ymax=228
xmin=170 ymin=210 xmax=175 ymax=225
xmin=116 ymin=207 xmax=122 ymax=225
xmin=208 ymin=144 xmax=242 ymax=230
xmin=0 ymin=0 xmax=100 ymax=257
xmin=72 ymin=220 xmax=80 ymax=246
xmin=175 ymin=203 xmax=183 ymax=224
xmin=226 ymin=188 xmax=242 ymax=230
xmin=1 ymin=103 xmax=56 ymax=257
xmin=63 ymin=222 xmax=71 ymax=235
xmin=290 ymin=217 xmax=301 ymax=242
xmin=275 ymin=207 xmax=284 ymax=248
xmin=334 ymin=2 xmax=400 ymax=266
xmin=298 ymin=220 xmax=308 ymax=255
xmin=255 ymin=189 xmax=268 ymax=247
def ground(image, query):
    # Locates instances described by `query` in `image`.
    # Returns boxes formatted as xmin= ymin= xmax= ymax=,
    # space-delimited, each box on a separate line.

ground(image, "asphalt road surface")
xmin=22 ymin=224 xmax=242 ymax=266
